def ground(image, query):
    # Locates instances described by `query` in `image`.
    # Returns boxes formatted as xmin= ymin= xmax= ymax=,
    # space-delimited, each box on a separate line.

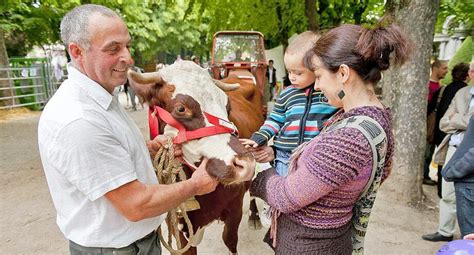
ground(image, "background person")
xmin=191 ymin=55 xmax=201 ymax=66
xmin=124 ymin=65 xmax=143 ymax=111
xmin=424 ymin=60 xmax=449 ymax=186
xmin=423 ymin=60 xmax=474 ymax=242
xmin=432 ymin=62 xmax=471 ymax=196
xmin=443 ymin=115 xmax=474 ymax=238
xmin=266 ymin=59 xmax=277 ymax=101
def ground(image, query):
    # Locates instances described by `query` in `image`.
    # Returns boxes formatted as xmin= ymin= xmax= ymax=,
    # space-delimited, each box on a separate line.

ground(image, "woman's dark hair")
xmin=304 ymin=21 xmax=413 ymax=84
xmin=451 ymin=62 xmax=469 ymax=82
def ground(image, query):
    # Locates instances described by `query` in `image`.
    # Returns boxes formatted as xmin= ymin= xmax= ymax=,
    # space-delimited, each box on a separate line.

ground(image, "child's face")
xmin=284 ymin=53 xmax=315 ymax=89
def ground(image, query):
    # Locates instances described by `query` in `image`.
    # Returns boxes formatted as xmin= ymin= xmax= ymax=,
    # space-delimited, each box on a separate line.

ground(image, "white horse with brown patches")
xmin=128 ymin=61 xmax=257 ymax=254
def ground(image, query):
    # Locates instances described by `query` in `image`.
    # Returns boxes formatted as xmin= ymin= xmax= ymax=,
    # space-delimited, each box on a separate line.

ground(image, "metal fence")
xmin=0 ymin=57 xmax=64 ymax=110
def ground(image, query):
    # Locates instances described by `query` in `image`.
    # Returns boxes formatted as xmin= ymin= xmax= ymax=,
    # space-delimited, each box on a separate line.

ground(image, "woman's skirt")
xmin=264 ymin=214 xmax=352 ymax=255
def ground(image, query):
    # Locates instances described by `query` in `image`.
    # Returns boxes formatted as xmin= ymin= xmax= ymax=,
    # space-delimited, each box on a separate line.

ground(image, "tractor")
xmin=210 ymin=31 xmax=268 ymax=98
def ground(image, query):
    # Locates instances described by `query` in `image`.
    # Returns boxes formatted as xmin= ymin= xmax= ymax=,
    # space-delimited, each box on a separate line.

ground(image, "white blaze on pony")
xmin=128 ymin=61 xmax=255 ymax=184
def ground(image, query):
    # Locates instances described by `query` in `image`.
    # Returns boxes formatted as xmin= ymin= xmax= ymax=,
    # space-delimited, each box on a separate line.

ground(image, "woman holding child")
xmin=250 ymin=22 xmax=412 ymax=254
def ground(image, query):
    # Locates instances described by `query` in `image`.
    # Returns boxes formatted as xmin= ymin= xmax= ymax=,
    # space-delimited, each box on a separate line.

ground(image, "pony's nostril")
xmin=233 ymin=157 xmax=248 ymax=169
xmin=232 ymin=158 xmax=240 ymax=169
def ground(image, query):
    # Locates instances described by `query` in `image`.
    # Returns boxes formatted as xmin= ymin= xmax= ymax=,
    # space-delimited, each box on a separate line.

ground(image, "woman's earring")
xmin=337 ymin=90 xmax=345 ymax=99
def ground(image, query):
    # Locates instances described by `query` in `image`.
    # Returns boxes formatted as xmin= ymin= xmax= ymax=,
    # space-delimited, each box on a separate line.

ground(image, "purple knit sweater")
xmin=250 ymin=106 xmax=394 ymax=229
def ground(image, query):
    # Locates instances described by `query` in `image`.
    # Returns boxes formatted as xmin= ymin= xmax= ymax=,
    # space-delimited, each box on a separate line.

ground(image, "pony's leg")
xmin=223 ymin=195 xmax=244 ymax=254
xmin=248 ymin=196 xmax=262 ymax=230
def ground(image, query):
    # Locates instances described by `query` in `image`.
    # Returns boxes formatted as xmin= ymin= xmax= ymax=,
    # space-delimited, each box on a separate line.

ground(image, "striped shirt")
xmin=251 ymin=85 xmax=337 ymax=152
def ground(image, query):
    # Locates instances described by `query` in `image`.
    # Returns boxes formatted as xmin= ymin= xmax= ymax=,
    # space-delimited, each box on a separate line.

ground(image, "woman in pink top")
xmin=250 ymin=21 xmax=413 ymax=254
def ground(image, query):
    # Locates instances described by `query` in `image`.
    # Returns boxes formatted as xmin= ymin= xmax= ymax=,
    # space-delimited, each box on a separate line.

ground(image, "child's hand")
xmin=253 ymin=146 xmax=275 ymax=163
xmin=239 ymin=138 xmax=259 ymax=148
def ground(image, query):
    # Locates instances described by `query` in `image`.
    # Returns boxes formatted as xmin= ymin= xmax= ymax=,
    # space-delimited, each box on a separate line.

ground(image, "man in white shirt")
xmin=38 ymin=4 xmax=218 ymax=254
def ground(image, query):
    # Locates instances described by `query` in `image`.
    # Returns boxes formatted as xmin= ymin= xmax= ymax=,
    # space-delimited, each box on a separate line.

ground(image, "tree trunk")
xmin=305 ymin=0 xmax=318 ymax=31
xmin=0 ymin=29 xmax=13 ymax=107
xmin=381 ymin=0 xmax=440 ymax=204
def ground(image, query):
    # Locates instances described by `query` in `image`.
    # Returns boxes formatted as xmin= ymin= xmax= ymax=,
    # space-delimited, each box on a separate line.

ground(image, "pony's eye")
xmin=177 ymin=105 xmax=185 ymax=113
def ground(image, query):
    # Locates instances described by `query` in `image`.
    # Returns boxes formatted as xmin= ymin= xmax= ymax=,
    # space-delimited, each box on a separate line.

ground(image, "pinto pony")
xmin=128 ymin=61 xmax=264 ymax=254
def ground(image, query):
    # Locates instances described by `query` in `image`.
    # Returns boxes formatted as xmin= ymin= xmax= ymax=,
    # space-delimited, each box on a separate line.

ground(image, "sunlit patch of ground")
xmin=0 ymin=108 xmax=38 ymax=122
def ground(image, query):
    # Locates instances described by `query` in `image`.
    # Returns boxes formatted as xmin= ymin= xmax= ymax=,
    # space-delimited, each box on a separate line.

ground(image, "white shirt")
xmin=38 ymin=65 xmax=164 ymax=248
xmin=470 ymin=87 xmax=474 ymax=109
xmin=269 ymin=68 xmax=274 ymax=84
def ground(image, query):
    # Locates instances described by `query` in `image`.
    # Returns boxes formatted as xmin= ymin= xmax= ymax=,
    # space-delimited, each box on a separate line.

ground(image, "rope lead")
xmin=153 ymin=138 xmax=205 ymax=254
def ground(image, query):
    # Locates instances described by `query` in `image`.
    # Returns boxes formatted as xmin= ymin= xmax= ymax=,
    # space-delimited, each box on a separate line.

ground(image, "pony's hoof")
xmin=247 ymin=217 xmax=262 ymax=230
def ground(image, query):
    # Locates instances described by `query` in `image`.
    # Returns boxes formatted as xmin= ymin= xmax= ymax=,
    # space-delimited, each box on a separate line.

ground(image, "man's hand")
xmin=189 ymin=158 xmax=219 ymax=195
xmin=464 ymin=233 xmax=474 ymax=240
xmin=146 ymin=135 xmax=182 ymax=159
xmin=239 ymin=138 xmax=259 ymax=148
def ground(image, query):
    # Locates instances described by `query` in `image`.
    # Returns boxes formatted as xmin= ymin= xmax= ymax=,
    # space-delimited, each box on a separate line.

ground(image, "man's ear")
xmin=339 ymin=64 xmax=350 ymax=83
xmin=68 ymin=43 xmax=83 ymax=62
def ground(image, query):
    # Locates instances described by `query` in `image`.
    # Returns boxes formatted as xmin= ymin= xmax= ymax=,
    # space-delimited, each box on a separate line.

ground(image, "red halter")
xmin=148 ymin=106 xmax=238 ymax=144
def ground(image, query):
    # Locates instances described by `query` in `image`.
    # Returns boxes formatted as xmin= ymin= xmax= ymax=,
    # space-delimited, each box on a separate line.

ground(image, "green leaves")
xmin=1 ymin=0 xmax=69 ymax=56
xmin=436 ymin=0 xmax=474 ymax=34
xmin=1 ymin=0 xmax=471 ymax=65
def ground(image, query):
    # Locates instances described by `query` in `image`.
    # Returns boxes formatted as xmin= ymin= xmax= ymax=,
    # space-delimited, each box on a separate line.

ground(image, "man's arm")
xmin=105 ymin=158 xmax=217 ymax=222
xmin=443 ymin=147 xmax=474 ymax=181
xmin=440 ymin=89 xmax=473 ymax=133
xmin=443 ymin=117 xmax=474 ymax=181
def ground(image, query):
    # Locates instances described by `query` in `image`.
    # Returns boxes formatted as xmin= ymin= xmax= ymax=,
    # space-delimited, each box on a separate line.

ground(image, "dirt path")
xmin=0 ymin=97 xmax=452 ymax=254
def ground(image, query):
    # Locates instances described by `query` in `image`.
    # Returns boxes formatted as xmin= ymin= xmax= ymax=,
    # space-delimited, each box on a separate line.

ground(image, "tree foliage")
xmin=0 ymin=0 xmax=76 ymax=57
xmin=1 ymin=0 xmax=472 ymax=65
xmin=110 ymin=0 xmax=209 ymax=62
xmin=187 ymin=0 xmax=384 ymax=51
xmin=441 ymin=36 xmax=474 ymax=85
xmin=436 ymin=0 xmax=474 ymax=34
xmin=1 ymin=0 xmax=387 ymax=63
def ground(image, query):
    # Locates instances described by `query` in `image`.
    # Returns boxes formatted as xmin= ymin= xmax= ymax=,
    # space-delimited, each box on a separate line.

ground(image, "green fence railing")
xmin=0 ymin=57 xmax=62 ymax=110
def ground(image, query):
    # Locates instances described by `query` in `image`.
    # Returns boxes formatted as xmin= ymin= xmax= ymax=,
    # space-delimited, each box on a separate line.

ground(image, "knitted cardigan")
xmin=250 ymin=106 xmax=394 ymax=229
xmin=250 ymin=85 xmax=337 ymax=152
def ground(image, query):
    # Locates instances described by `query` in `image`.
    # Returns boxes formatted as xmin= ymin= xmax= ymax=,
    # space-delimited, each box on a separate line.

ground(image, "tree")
xmin=0 ymin=28 xmax=13 ymax=107
xmin=1 ymin=0 xmax=73 ymax=57
xmin=381 ymin=0 xmax=440 ymax=204
xmin=192 ymin=0 xmax=384 ymax=54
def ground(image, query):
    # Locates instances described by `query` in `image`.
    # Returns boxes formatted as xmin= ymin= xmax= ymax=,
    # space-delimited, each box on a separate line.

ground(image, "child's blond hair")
xmin=286 ymin=31 xmax=320 ymax=56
